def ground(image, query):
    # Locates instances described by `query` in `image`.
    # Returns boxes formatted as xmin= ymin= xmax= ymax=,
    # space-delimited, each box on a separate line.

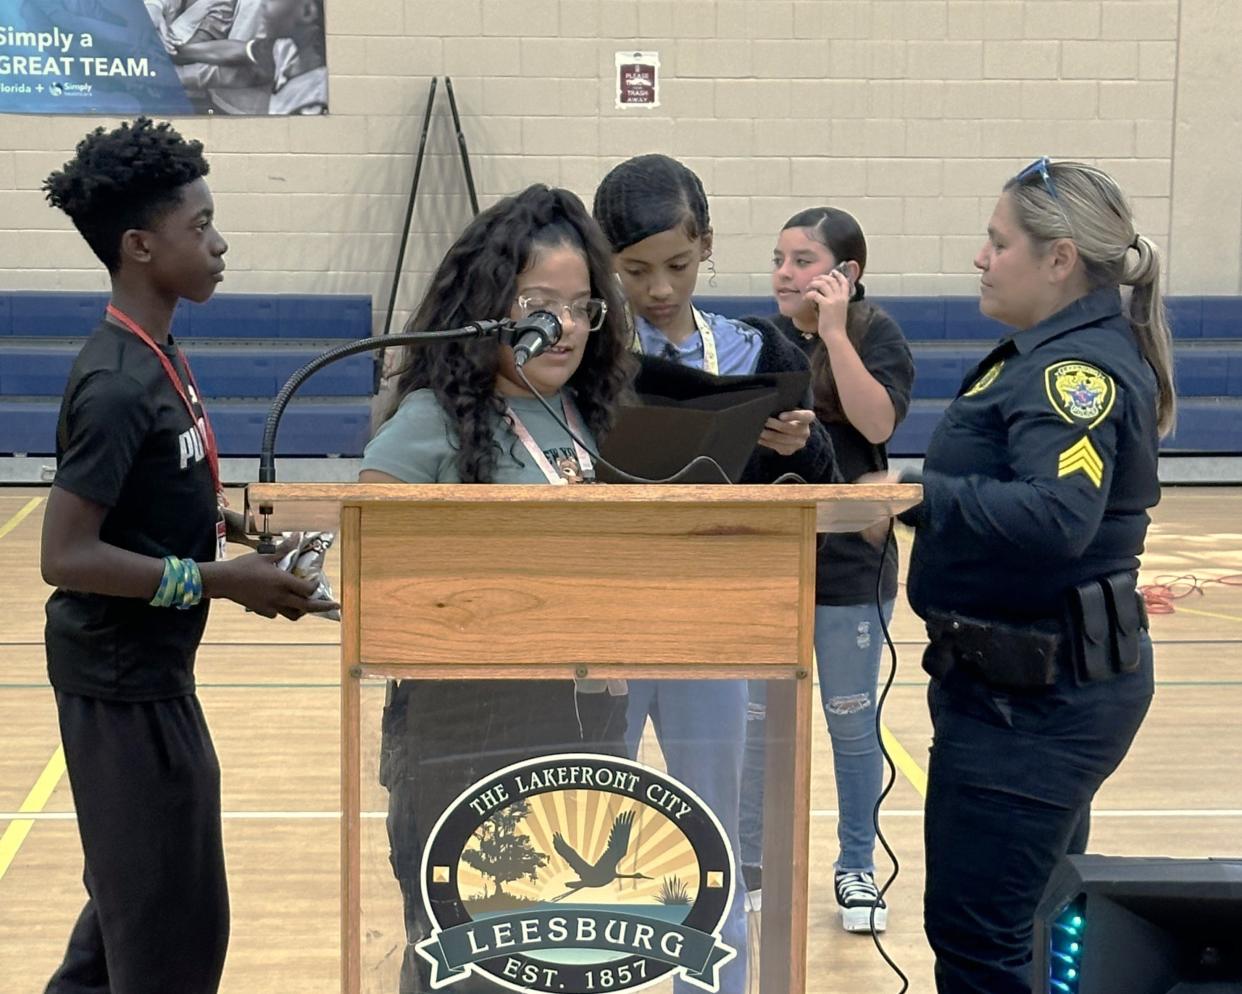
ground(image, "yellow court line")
xmin=0 ymin=746 xmax=67 ymax=882
xmin=880 ymin=723 xmax=928 ymax=798
xmin=1173 ymin=606 xmax=1242 ymax=625
xmin=0 ymin=496 xmax=43 ymax=542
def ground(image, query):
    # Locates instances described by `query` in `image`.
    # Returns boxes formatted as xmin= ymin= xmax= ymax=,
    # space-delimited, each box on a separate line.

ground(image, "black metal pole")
xmin=444 ymin=76 xmax=480 ymax=217
xmin=381 ymin=76 xmax=438 ymax=340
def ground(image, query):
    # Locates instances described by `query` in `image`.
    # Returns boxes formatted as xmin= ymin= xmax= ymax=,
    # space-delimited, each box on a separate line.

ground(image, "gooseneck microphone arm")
xmin=257 ymin=320 xmax=511 ymax=484
xmin=253 ymin=319 xmax=512 ymax=552
xmin=253 ymin=311 xmax=563 ymax=549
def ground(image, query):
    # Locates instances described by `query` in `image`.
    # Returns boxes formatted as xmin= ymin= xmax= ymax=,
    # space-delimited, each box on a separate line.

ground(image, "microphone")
xmin=509 ymin=310 xmax=562 ymax=367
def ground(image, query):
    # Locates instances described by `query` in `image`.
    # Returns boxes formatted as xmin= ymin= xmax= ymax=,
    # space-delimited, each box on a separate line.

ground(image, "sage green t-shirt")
xmin=361 ymin=389 xmax=596 ymax=483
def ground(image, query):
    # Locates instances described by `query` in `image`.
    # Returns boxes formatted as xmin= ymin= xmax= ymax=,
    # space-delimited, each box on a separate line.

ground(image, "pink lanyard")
xmin=505 ymin=397 xmax=594 ymax=484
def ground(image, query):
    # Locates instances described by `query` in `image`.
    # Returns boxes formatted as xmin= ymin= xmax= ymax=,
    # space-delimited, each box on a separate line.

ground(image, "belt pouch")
xmin=974 ymin=620 xmax=1060 ymax=691
xmin=1069 ymin=579 xmax=1113 ymax=684
xmin=1102 ymin=572 xmax=1143 ymax=673
xmin=922 ymin=613 xmax=958 ymax=681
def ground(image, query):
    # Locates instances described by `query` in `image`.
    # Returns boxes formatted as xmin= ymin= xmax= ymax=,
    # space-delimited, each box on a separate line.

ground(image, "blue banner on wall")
xmin=0 ymin=0 xmax=327 ymax=115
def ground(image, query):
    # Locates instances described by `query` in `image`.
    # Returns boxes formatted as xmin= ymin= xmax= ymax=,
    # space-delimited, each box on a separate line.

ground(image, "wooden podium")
xmin=247 ymin=483 xmax=920 ymax=994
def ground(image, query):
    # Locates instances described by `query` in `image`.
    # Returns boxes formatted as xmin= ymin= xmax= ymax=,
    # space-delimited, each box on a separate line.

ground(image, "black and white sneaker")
xmin=835 ymin=870 xmax=887 ymax=933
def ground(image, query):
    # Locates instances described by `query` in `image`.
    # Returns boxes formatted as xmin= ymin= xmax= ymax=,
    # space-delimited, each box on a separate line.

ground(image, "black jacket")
xmin=741 ymin=316 xmax=838 ymax=484
xmin=633 ymin=315 xmax=838 ymax=484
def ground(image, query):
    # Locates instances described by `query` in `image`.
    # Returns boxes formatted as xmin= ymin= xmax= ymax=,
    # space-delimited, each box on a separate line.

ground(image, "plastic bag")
xmin=277 ymin=531 xmax=341 ymax=622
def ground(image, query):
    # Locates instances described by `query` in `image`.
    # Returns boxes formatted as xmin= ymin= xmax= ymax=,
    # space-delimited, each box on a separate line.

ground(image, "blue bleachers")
xmin=696 ymin=293 xmax=1242 ymax=342
xmin=703 ymin=293 xmax=1020 ymax=342
xmin=0 ymin=293 xmax=374 ymax=457
xmin=697 ymin=294 xmax=1242 ymax=455
xmin=0 ymin=291 xmax=374 ymax=341
xmin=0 ymin=344 xmax=373 ymax=398
xmin=3 ymin=291 xmax=1240 ymax=458
xmin=0 ymin=398 xmax=373 ymax=458
xmin=887 ymin=397 xmax=1242 ymax=455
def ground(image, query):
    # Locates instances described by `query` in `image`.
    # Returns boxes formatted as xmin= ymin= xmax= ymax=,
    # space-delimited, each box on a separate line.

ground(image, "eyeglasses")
xmin=516 ymin=294 xmax=608 ymax=332
xmin=1014 ymin=156 xmax=1062 ymax=204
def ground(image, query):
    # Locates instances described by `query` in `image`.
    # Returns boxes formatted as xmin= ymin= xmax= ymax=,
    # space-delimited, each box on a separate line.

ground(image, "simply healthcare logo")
xmin=47 ymin=80 xmax=92 ymax=96
xmin=417 ymin=754 xmax=736 ymax=992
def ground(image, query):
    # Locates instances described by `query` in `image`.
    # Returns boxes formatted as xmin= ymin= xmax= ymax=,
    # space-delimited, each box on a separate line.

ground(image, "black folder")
xmin=596 ymin=359 xmax=812 ymax=484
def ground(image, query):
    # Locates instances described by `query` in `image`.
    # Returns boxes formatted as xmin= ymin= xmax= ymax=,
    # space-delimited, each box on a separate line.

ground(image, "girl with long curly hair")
xmin=359 ymin=183 xmax=636 ymax=993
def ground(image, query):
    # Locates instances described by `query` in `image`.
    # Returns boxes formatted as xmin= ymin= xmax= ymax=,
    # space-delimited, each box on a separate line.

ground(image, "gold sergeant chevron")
xmin=1058 ymin=436 xmax=1104 ymax=488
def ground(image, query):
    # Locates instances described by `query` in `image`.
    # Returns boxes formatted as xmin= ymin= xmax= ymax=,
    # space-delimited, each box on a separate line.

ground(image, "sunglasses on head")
xmin=1014 ymin=156 xmax=1062 ymax=203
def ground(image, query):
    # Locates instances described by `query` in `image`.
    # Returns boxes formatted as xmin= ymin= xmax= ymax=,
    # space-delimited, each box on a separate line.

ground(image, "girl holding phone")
xmin=761 ymin=207 xmax=915 ymax=932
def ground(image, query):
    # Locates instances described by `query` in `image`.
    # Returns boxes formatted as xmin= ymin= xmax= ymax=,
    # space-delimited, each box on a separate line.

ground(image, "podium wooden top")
xmin=246 ymin=482 xmax=921 ymax=534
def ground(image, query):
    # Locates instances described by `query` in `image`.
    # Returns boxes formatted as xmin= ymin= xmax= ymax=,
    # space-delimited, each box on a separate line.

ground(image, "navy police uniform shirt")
xmin=906 ymin=287 xmax=1160 ymax=624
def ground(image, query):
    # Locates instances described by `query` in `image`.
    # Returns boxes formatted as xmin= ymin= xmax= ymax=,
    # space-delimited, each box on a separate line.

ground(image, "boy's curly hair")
xmin=43 ymin=117 xmax=209 ymax=272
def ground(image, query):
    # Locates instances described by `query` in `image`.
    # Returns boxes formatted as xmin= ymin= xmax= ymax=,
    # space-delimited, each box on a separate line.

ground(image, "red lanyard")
xmin=105 ymin=303 xmax=223 ymax=501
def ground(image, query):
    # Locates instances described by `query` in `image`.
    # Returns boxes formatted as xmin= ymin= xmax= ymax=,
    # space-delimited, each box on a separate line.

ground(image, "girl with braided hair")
xmin=359 ymin=183 xmax=636 ymax=993
xmin=592 ymin=154 xmax=837 ymax=994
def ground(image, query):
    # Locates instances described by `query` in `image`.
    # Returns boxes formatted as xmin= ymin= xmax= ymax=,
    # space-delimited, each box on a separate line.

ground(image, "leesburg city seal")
xmin=416 ymin=754 xmax=736 ymax=992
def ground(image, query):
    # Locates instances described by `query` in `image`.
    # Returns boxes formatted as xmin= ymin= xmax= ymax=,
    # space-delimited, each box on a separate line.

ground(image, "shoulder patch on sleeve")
xmin=964 ymin=360 xmax=1004 ymax=397
xmin=1044 ymin=360 xmax=1116 ymax=428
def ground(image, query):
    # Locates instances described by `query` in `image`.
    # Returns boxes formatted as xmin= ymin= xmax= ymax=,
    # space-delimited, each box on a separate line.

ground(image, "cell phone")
xmin=811 ymin=261 xmax=854 ymax=312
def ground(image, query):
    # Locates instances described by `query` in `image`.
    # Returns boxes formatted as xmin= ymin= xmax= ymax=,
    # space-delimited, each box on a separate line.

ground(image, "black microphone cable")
xmin=513 ymin=364 xmax=735 ymax=484
xmin=519 ymin=360 xmax=922 ymax=990
xmin=868 ymin=518 xmax=911 ymax=993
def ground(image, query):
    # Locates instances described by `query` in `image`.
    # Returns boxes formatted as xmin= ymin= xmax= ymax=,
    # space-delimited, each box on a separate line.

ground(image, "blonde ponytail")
xmin=1007 ymin=162 xmax=1177 ymax=436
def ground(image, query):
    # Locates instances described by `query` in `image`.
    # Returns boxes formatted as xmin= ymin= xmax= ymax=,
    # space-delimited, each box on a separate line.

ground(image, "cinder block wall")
xmin=3 ymin=0 xmax=1238 ymax=332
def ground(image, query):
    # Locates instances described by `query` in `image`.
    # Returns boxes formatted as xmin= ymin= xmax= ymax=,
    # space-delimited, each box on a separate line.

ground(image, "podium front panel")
xmin=355 ymin=502 xmax=807 ymax=669
xmin=353 ymin=673 xmax=806 ymax=994
xmin=248 ymin=488 xmax=900 ymax=994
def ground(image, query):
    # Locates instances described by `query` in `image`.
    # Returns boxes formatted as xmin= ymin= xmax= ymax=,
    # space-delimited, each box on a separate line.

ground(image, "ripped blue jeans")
xmin=739 ymin=600 xmax=895 ymax=874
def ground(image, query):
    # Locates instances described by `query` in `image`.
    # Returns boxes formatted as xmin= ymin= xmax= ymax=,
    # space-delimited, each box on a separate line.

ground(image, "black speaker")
xmin=1034 ymin=855 xmax=1242 ymax=994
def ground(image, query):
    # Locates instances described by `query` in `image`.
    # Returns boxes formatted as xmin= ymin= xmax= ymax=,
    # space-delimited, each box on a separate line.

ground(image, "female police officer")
xmin=899 ymin=159 xmax=1174 ymax=993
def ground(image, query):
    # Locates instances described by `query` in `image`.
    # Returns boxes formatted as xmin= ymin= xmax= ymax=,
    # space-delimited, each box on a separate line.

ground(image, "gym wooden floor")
xmin=2 ymin=485 xmax=1240 ymax=994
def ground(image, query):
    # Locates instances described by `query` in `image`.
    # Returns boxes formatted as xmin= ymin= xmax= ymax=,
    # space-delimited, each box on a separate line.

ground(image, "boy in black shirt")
xmin=40 ymin=117 xmax=336 ymax=994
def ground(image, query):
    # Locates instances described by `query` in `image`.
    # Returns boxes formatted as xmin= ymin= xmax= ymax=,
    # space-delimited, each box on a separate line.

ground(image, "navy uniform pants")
xmin=46 ymin=691 xmax=228 ymax=994
xmin=923 ymin=634 xmax=1154 ymax=994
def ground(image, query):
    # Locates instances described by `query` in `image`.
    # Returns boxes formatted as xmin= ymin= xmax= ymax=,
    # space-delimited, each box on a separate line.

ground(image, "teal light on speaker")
xmin=1048 ymin=895 xmax=1086 ymax=994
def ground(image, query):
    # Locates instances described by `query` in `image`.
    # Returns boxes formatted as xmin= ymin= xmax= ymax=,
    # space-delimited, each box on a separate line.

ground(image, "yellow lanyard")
xmin=631 ymin=306 xmax=720 ymax=375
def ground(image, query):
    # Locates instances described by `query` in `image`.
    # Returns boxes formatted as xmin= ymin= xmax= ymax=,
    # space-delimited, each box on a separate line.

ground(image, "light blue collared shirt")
xmin=633 ymin=306 xmax=764 ymax=376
